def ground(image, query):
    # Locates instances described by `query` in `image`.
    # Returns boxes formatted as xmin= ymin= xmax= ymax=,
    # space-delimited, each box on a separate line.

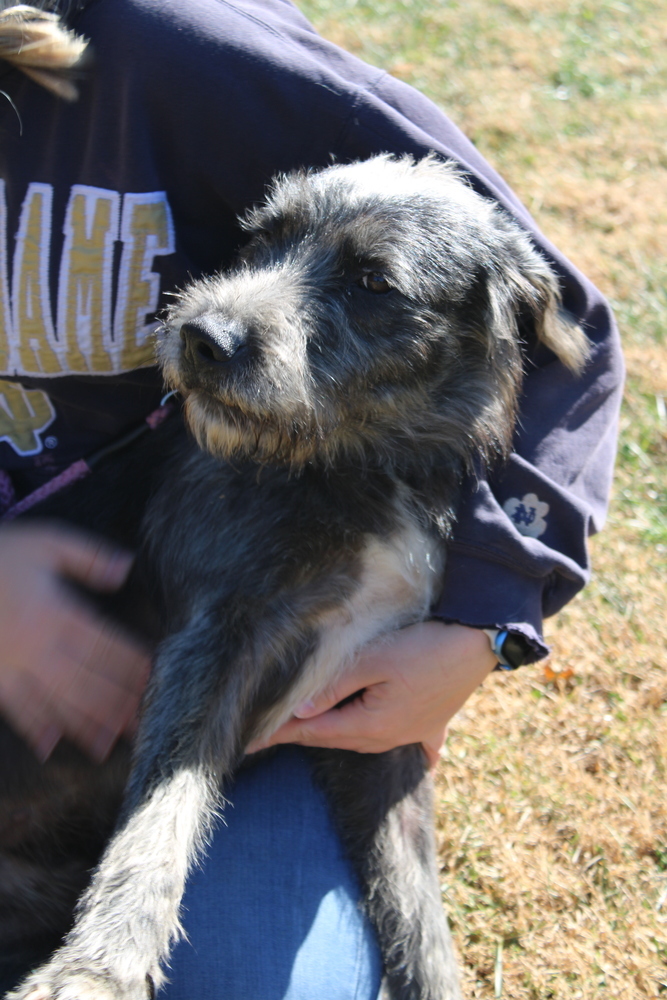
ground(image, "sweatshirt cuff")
xmin=430 ymin=545 xmax=550 ymax=664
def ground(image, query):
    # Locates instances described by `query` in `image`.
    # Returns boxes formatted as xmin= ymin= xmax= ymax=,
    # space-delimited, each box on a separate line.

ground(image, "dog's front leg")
xmin=311 ymin=746 xmax=462 ymax=1000
xmin=6 ymin=589 xmax=325 ymax=1000
xmin=6 ymin=765 xmax=219 ymax=1000
xmin=6 ymin=621 xmax=232 ymax=1000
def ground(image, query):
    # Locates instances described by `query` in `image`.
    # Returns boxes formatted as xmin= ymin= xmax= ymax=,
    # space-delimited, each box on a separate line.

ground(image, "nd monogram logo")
xmin=0 ymin=380 xmax=55 ymax=455
xmin=502 ymin=492 xmax=550 ymax=539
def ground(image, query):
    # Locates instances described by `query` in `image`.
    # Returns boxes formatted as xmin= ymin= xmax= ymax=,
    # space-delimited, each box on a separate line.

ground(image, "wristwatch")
xmin=482 ymin=628 xmax=533 ymax=670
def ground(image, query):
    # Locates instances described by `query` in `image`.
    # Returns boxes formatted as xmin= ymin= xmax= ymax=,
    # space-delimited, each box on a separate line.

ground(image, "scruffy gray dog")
xmin=5 ymin=155 xmax=587 ymax=1000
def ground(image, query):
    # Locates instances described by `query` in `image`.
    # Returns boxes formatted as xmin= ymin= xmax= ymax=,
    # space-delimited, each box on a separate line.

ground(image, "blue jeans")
xmin=163 ymin=746 xmax=383 ymax=1000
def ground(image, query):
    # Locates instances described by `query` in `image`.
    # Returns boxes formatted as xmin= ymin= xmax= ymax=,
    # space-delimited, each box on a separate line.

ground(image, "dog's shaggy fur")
xmin=2 ymin=155 xmax=587 ymax=1000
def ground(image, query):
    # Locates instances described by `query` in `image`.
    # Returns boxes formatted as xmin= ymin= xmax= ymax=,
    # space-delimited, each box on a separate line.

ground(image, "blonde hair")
xmin=0 ymin=3 xmax=87 ymax=100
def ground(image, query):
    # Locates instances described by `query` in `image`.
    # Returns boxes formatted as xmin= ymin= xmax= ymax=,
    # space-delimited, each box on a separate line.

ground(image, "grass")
xmin=296 ymin=0 xmax=667 ymax=995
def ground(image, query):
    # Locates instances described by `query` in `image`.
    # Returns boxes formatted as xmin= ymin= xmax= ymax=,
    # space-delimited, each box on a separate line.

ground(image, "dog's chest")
xmin=147 ymin=455 xmax=444 ymax=619
xmin=147 ymin=457 xmax=447 ymax=739
xmin=295 ymin=509 xmax=444 ymax=691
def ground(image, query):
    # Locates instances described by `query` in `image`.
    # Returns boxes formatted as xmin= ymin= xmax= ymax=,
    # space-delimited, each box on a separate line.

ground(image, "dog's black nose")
xmin=180 ymin=315 xmax=246 ymax=367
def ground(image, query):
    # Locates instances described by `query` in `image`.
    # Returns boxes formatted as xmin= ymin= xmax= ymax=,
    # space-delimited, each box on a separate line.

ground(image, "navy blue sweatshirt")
xmin=0 ymin=0 xmax=624 ymax=658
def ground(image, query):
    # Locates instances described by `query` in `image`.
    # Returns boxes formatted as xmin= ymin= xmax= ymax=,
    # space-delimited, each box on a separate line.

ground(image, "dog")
xmin=2 ymin=154 xmax=588 ymax=1000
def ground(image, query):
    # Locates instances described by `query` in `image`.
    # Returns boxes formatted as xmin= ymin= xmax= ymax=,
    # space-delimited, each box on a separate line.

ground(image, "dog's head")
xmin=158 ymin=155 xmax=588 ymax=471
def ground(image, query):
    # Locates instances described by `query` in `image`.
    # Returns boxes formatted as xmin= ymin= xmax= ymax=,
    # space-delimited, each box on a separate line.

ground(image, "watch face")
xmin=501 ymin=633 xmax=531 ymax=669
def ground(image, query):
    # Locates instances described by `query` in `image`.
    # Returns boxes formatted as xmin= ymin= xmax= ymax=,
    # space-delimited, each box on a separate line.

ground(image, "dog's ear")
xmin=487 ymin=223 xmax=590 ymax=373
xmin=412 ymin=155 xmax=590 ymax=372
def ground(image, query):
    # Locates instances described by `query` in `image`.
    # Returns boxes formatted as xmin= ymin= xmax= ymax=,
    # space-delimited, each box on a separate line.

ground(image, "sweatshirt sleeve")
xmin=431 ymin=276 xmax=622 ymax=659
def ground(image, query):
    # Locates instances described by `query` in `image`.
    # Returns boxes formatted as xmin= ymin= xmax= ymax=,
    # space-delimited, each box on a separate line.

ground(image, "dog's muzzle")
xmin=180 ymin=313 xmax=247 ymax=369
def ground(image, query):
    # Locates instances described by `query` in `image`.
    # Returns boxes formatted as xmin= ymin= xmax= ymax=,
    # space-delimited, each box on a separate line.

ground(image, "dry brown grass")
xmin=438 ymin=530 xmax=667 ymax=997
xmin=297 ymin=0 xmax=667 ymax=994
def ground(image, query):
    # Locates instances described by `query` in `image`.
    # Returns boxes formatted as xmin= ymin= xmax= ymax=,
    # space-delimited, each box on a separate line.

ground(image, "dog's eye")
xmin=358 ymin=272 xmax=392 ymax=294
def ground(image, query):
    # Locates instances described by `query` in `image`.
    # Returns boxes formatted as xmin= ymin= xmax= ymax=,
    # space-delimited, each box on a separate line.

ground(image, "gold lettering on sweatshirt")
xmin=0 ymin=184 xmax=176 ymax=380
xmin=58 ymin=186 xmax=120 ymax=373
xmin=115 ymin=193 xmax=175 ymax=370
xmin=12 ymin=183 xmax=62 ymax=375
xmin=0 ymin=183 xmax=12 ymax=372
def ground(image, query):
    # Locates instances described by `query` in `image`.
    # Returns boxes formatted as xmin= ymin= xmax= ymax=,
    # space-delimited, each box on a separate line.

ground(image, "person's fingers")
xmin=58 ymin=713 xmax=118 ymax=763
xmin=45 ymin=630 xmax=149 ymax=758
xmin=31 ymin=722 xmax=64 ymax=762
xmin=51 ymin=654 xmax=143 ymax=736
xmin=0 ymin=666 xmax=66 ymax=760
xmin=22 ymin=670 xmax=132 ymax=762
xmin=255 ymin=691 xmax=389 ymax=753
xmin=0 ymin=524 xmax=147 ymax=761
xmin=250 ymin=622 xmax=495 ymax=758
xmin=9 ymin=657 xmax=121 ymax=762
xmin=292 ymin=652 xmax=387 ymax=719
xmin=53 ymin=606 xmax=151 ymax=694
xmin=41 ymin=525 xmax=134 ymax=592
xmin=247 ymin=676 xmax=381 ymax=753
xmin=6 ymin=607 xmax=149 ymax=760
xmin=422 ymin=726 xmax=448 ymax=770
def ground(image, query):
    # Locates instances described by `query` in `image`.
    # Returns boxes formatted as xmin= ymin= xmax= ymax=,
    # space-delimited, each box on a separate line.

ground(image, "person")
xmin=0 ymin=0 xmax=623 ymax=996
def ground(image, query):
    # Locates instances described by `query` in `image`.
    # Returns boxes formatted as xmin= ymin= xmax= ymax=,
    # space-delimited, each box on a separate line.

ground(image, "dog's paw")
xmin=6 ymin=963 xmax=151 ymax=1000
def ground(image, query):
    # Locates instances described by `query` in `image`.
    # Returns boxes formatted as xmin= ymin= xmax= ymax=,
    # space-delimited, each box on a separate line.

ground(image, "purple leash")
xmin=1 ymin=393 xmax=178 ymax=522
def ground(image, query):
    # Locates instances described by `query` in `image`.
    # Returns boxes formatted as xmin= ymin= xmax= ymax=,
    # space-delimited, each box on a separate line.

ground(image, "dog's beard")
xmin=181 ymin=377 xmax=514 ymax=473
xmin=183 ymin=390 xmax=328 ymax=466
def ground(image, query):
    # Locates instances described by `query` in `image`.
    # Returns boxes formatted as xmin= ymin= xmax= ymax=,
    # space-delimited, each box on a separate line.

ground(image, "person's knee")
xmin=164 ymin=748 xmax=383 ymax=1000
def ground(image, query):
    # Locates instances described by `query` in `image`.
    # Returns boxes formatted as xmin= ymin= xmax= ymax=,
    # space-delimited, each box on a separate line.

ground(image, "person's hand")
xmin=246 ymin=621 xmax=497 ymax=767
xmin=0 ymin=523 xmax=151 ymax=762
